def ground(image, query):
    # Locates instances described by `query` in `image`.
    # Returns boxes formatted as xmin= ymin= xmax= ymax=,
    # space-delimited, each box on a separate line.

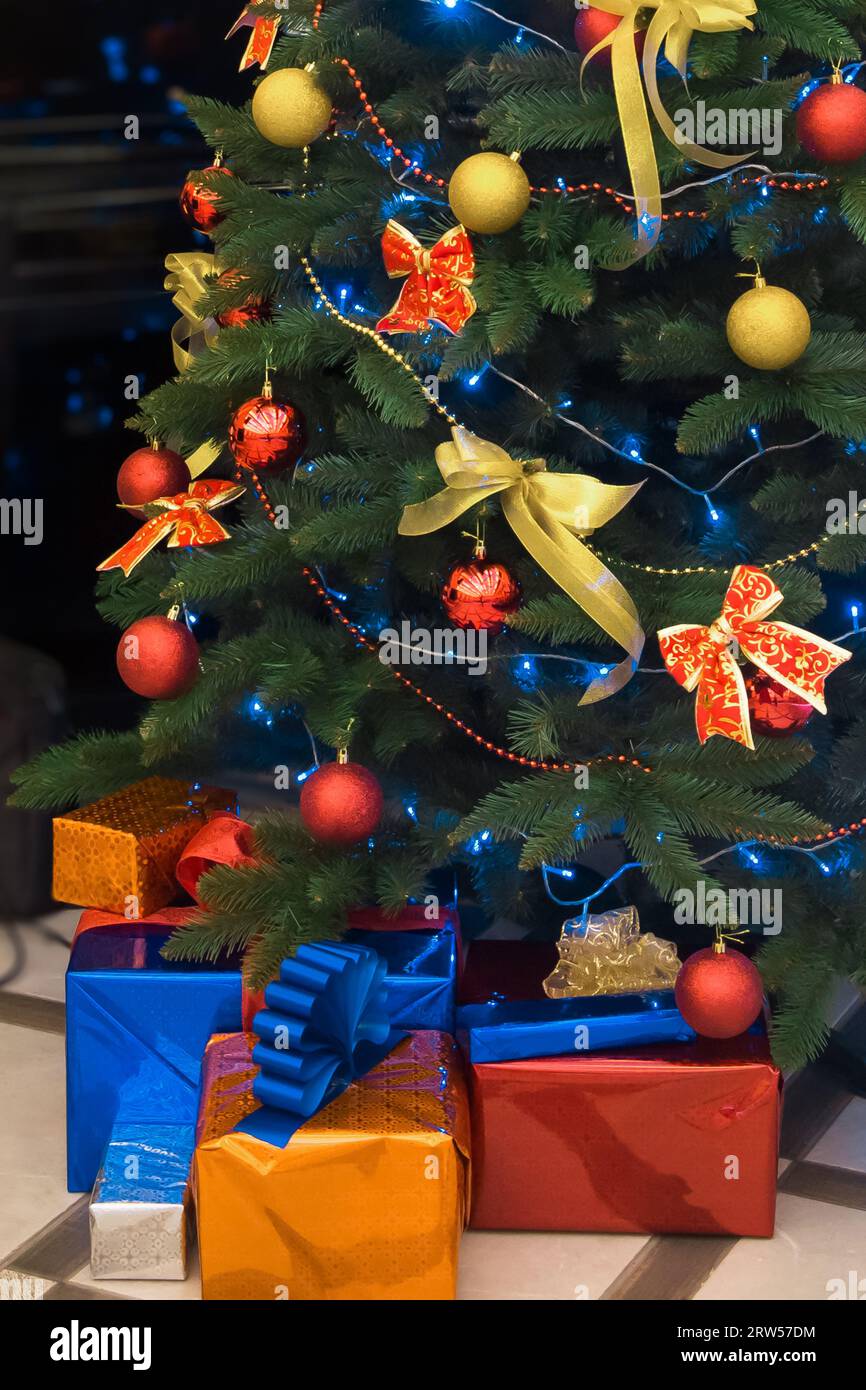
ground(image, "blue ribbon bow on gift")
xmin=235 ymin=941 xmax=404 ymax=1147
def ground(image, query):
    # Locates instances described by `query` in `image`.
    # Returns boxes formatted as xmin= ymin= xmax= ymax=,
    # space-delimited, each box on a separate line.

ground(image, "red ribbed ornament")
xmin=214 ymin=270 xmax=272 ymax=329
xmin=441 ymin=552 xmax=521 ymax=634
xmin=299 ymin=760 xmax=384 ymax=844
xmin=179 ymin=164 xmax=234 ymax=233
xmin=746 ymin=671 xmax=813 ymax=738
xmin=574 ymin=7 xmax=646 ymax=66
xmin=229 ymin=392 xmax=307 ymax=473
xmin=675 ymin=946 xmax=764 ymax=1040
xmin=116 ymin=616 xmax=199 ymax=700
xmin=117 ymin=445 xmax=190 ymax=519
xmin=797 ymin=80 xmax=866 ymax=165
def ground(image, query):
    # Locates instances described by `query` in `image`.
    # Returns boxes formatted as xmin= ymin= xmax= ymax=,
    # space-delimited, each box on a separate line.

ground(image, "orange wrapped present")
xmin=53 ymin=777 xmax=237 ymax=918
xmin=195 ymin=1030 xmax=471 ymax=1301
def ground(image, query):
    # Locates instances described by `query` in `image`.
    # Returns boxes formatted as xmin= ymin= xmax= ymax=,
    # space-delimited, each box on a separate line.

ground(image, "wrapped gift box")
xmin=67 ymin=907 xmax=462 ymax=1193
xmin=89 ymin=1121 xmax=194 ymax=1280
xmin=195 ymin=1029 xmax=470 ymax=1300
xmin=462 ymin=941 xmax=780 ymax=1237
xmin=53 ymin=776 xmax=237 ymax=917
xmin=346 ymin=905 xmax=460 ymax=1032
xmin=66 ymin=913 xmax=240 ymax=1193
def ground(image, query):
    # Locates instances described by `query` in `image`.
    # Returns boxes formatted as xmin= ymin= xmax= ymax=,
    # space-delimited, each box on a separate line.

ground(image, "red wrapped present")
xmin=462 ymin=941 xmax=780 ymax=1237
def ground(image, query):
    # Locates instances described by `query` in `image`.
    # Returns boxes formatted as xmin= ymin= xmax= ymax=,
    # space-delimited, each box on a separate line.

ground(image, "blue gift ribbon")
xmin=235 ymin=941 xmax=405 ymax=1147
xmin=457 ymin=991 xmax=695 ymax=1063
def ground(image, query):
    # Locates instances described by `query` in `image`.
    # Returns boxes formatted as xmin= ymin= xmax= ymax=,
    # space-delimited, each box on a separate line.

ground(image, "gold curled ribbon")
xmin=398 ymin=428 xmax=645 ymax=704
xmin=164 ymin=251 xmax=221 ymax=375
xmin=584 ymin=0 xmax=757 ymax=260
xmin=543 ymin=906 xmax=681 ymax=996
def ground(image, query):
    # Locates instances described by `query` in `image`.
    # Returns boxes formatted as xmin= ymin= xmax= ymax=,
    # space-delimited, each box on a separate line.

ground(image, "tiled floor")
xmin=1 ymin=915 xmax=864 ymax=1301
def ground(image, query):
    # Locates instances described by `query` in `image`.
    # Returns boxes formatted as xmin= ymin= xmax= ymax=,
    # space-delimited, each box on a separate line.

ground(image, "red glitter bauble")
xmin=116 ymin=616 xmax=199 ymax=700
xmin=797 ymin=81 xmax=866 ymax=164
xmin=214 ymin=270 xmax=272 ymax=329
xmin=180 ymin=165 xmax=234 ymax=233
xmin=299 ymin=761 xmax=384 ymax=844
xmin=228 ymin=393 xmax=307 ymax=473
xmin=117 ymin=445 xmax=189 ymax=519
xmin=441 ymin=555 xmax=521 ymax=634
xmin=574 ymin=7 xmax=646 ymax=67
xmin=746 ymin=671 xmax=814 ymax=738
xmin=675 ymin=947 xmax=764 ymax=1040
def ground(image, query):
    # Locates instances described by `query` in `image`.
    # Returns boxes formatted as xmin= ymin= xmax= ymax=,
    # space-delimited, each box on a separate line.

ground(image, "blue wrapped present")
xmin=67 ymin=907 xmax=461 ymax=1192
xmin=458 ymin=991 xmax=695 ymax=1063
xmin=346 ymin=907 xmax=459 ymax=1033
xmin=89 ymin=1121 xmax=195 ymax=1280
xmin=66 ymin=915 xmax=240 ymax=1193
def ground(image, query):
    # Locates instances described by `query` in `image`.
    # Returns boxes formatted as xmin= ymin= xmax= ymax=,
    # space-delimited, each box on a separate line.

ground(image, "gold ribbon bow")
xmin=165 ymin=251 xmax=221 ymax=375
xmin=398 ymin=428 xmax=644 ymax=703
xmin=163 ymin=252 xmax=225 ymax=478
xmin=584 ymin=0 xmax=757 ymax=260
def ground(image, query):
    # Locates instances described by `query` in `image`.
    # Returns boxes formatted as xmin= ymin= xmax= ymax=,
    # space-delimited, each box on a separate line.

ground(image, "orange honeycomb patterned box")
xmin=52 ymin=777 xmax=237 ymax=917
xmin=195 ymin=1030 xmax=471 ymax=1301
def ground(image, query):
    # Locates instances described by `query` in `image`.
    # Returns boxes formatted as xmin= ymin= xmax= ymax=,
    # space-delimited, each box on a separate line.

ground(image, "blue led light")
xmin=703 ymin=493 xmax=720 ymax=524
xmin=296 ymin=765 xmax=317 ymax=784
xmin=465 ymin=363 xmax=490 ymax=388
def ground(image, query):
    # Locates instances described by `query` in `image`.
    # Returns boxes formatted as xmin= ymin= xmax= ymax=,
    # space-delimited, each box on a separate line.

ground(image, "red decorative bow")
xmin=97 ymin=479 xmax=245 ymax=578
xmin=658 ymin=566 xmax=851 ymax=749
xmin=376 ymin=220 xmax=476 ymax=336
xmin=225 ymin=3 xmax=280 ymax=70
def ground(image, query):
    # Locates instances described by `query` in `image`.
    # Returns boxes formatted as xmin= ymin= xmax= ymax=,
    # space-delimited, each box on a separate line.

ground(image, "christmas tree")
xmin=14 ymin=0 xmax=866 ymax=1069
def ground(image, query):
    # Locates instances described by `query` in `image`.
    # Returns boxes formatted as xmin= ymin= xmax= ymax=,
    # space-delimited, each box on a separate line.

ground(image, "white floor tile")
xmin=457 ymin=1230 xmax=649 ymax=1300
xmin=695 ymin=1193 xmax=866 ymax=1301
xmin=0 ymin=912 xmax=77 ymax=1002
xmin=807 ymin=1099 xmax=866 ymax=1174
xmin=0 ymin=1021 xmax=79 ymax=1261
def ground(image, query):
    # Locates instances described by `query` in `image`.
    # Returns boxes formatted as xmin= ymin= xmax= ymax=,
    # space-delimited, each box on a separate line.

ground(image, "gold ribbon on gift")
xmin=164 ymin=251 xmax=221 ymax=375
xmin=398 ymin=428 xmax=645 ymax=703
xmin=583 ymin=1 xmax=758 ymax=260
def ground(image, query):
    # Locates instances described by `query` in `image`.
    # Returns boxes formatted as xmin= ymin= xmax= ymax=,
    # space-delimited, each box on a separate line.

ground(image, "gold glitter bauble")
xmin=448 ymin=152 xmax=531 ymax=234
xmin=251 ymin=67 xmax=332 ymax=149
xmin=726 ymin=281 xmax=812 ymax=371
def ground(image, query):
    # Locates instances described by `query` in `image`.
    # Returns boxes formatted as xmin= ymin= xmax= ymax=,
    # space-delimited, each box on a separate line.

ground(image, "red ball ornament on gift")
xmin=116 ymin=616 xmax=199 ymax=700
xmin=441 ymin=547 xmax=521 ymax=635
xmin=299 ymin=756 xmax=384 ymax=845
xmin=229 ymin=386 xmax=307 ymax=474
xmin=797 ymin=76 xmax=866 ymax=165
xmin=214 ymin=270 xmax=272 ymax=329
xmin=574 ymin=6 xmax=646 ymax=67
xmin=675 ymin=944 xmax=764 ymax=1040
xmin=117 ymin=444 xmax=190 ymax=520
xmin=180 ymin=163 xmax=234 ymax=234
xmin=746 ymin=671 xmax=814 ymax=738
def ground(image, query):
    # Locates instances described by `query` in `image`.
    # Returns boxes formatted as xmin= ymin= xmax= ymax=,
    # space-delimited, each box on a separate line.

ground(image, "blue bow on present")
xmin=235 ymin=941 xmax=404 ymax=1147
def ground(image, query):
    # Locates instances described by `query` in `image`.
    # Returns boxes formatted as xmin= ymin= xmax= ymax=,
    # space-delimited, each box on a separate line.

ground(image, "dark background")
xmin=0 ymin=3 xmax=252 ymax=730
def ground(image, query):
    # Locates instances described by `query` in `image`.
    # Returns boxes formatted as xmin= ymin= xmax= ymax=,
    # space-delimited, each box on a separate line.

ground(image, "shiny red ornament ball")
xmin=179 ymin=165 xmax=234 ymax=234
xmin=299 ymin=761 xmax=384 ymax=844
xmin=746 ymin=671 xmax=814 ymax=738
xmin=228 ymin=394 xmax=307 ymax=473
xmin=116 ymin=616 xmax=199 ymax=700
xmin=574 ymin=6 xmax=646 ymax=67
xmin=675 ymin=947 xmax=764 ymax=1040
xmin=441 ymin=555 xmax=521 ymax=634
xmin=796 ymin=81 xmax=866 ymax=164
xmin=214 ymin=270 xmax=272 ymax=329
xmin=117 ymin=445 xmax=189 ymax=519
